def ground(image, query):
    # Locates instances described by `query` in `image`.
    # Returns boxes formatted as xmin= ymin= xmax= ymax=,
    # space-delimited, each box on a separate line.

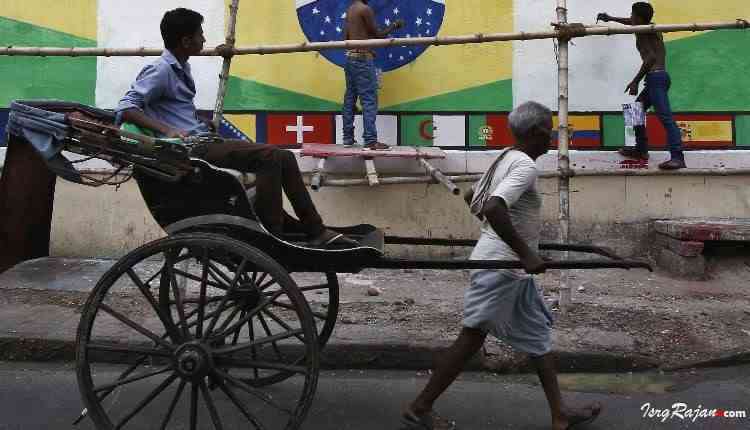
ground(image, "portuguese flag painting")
xmin=469 ymin=114 xmax=514 ymax=148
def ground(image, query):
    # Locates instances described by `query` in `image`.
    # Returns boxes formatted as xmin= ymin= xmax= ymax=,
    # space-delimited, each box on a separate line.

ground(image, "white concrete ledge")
xmin=3 ymin=148 xmax=750 ymax=178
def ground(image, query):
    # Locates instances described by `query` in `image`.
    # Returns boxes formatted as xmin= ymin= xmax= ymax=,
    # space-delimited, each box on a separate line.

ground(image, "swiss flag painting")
xmin=267 ymin=114 xmax=334 ymax=146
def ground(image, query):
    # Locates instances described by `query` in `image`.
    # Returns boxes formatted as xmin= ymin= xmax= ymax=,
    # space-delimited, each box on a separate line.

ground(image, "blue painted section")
xmin=256 ymin=113 xmax=268 ymax=144
xmin=297 ymin=0 xmax=446 ymax=72
xmin=218 ymin=117 xmax=251 ymax=141
xmin=552 ymin=131 xmax=601 ymax=139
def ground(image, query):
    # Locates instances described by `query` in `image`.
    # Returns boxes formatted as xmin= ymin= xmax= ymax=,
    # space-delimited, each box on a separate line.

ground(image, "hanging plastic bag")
xmin=623 ymin=101 xmax=645 ymax=147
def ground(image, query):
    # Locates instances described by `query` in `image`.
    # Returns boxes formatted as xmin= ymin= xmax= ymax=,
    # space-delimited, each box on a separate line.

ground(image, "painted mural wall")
xmin=1 ymin=0 xmax=750 ymax=149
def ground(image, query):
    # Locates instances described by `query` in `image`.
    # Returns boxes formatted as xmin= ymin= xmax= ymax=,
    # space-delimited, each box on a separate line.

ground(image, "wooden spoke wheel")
xmin=76 ymin=234 xmax=319 ymax=430
xmin=288 ymin=272 xmax=339 ymax=350
xmin=249 ymin=272 xmax=339 ymax=387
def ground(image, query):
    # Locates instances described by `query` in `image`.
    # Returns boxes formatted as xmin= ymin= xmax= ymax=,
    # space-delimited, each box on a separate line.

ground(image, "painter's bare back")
xmin=345 ymin=2 xmax=377 ymax=41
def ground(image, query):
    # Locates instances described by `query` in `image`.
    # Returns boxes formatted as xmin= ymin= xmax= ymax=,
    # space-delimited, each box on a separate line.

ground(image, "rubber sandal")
xmin=400 ymin=410 xmax=456 ymax=430
xmin=365 ymin=142 xmax=392 ymax=151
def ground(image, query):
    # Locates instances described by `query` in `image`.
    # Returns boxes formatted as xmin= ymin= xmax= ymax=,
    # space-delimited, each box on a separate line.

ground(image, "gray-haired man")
xmin=400 ymin=102 xmax=602 ymax=430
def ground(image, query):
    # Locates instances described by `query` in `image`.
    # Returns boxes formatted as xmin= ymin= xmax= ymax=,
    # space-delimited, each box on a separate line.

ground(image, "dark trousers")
xmin=634 ymin=71 xmax=685 ymax=160
xmin=203 ymin=140 xmax=324 ymax=237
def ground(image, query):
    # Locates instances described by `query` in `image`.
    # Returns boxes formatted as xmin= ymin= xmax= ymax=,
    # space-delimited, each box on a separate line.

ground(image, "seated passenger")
xmin=117 ymin=8 xmax=356 ymax=249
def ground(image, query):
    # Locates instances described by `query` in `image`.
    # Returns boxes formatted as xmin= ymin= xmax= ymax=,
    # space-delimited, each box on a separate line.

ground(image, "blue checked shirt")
xmin=116 ymin=50 xmax=209 ymax=136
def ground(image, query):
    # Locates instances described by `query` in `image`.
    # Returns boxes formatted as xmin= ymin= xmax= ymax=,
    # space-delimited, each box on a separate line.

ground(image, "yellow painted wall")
xmin=1 ymin=0 xmax=97 ymax=41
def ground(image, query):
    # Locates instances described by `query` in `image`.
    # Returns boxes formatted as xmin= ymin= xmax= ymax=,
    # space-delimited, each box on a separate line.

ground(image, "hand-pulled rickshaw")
xmin=5 ymin=101 xmax=650 ymax=429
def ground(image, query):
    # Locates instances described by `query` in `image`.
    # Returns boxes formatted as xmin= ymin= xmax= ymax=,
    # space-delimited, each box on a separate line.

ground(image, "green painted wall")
xmin=0 ymin=17 xmax=96 ymax=107
xmin=225 ymin=76 xmax=341 ymax=111
xmin=668 ymin=30 xmax=750 ymax=112
xmin=384 ymin=80 xmax=513 ymax=112
xmin=735 ymin=116 xmax=750 ymax=148
xmin=603 ymin=114 xmax=625 ymax=148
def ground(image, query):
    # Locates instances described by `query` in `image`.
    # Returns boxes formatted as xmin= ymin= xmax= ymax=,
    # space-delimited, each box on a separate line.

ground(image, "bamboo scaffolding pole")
xmin=1 ymin=21 xmax=746 ymax=57
xmin=311 ymin=158 xmax=327 ymax=191
xmin=306 ymin=168 xmax=750 ymax=187
xmin=557 ymin=0 xmax=572 ymax=315
xmin=364 ymin=159 xmax=380 ymax=186
xmin=212 ymin=0 xmax=240 ymax=131
xmin=419 ymin=158 xmax=461 ymax=195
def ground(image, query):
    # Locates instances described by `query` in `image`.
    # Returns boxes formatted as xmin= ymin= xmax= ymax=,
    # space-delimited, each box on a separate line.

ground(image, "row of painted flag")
xmin=218 ymin=112 xmax=745 ymax=150
xmin=1 ymin=110 xmax=747 ymax=149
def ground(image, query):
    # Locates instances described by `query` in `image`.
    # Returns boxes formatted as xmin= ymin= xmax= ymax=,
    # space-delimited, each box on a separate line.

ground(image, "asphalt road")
xmin=0 ymin=362 xmax=747 ymax=430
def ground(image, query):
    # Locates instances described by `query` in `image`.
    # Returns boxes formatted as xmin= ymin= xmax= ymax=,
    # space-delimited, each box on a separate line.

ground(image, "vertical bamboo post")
xmin=212 ymin=0 xmax=241 ymax=131
xmin=556 ymin=0 xmax=572 ymax=314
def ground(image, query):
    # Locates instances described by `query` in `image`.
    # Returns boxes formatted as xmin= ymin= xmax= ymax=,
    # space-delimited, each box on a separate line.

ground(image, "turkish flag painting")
xmin=266 ymin=114 xmax=334 ymax=146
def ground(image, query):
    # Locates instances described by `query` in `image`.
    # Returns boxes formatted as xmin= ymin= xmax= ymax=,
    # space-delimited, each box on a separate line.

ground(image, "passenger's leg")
xmin=203 ymin=140 xmax=286 ymax=236
xmin=274 ymin=149 xmax=325 ymax=237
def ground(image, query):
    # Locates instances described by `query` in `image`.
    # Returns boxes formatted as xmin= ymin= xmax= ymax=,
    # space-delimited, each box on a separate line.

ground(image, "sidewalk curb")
xmin=3 ymin=336 xmax=745 ymax=374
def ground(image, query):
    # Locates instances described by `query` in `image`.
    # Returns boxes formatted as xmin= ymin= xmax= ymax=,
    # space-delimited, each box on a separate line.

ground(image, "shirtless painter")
xmin=599 ymin=2 xmax=687 ymax=170
xmin=341 ymin=0 xmax=403 ymax=150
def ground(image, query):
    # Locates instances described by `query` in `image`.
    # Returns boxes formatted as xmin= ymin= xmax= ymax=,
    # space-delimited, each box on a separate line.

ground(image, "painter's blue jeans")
xmin=342 ymin=57 xmax=378 ymax=145
xmin=635 ymin=71 xmax=684 ymax=160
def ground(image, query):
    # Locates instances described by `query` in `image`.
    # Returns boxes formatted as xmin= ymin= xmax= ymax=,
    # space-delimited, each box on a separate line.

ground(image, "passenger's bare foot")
xmin=553 ymin=402 xmax=603 ymax=430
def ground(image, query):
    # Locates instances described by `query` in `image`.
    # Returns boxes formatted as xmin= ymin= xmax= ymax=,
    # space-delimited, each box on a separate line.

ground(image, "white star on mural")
xmin=416 ymin=17 xmax=423 ymax=26
xmin=324 ymin=16 xmax=331 ymax=23
xmin=320 ymin=30 xmax=325 ymax=35
xmin=336 ymin=26 xmax=342 ymax=33
xmin=399 ymin=55 xmax=404 ymax=60
xmin=389 ymin=53 xmax=393 ymax=58
xmin=427 ymin=8 xmax=433 ymax=16
xmin=312 ymin=7 xmax=320 ymax=15
xmin=426 ymin=29 xmax=431 ymax=35
xmin=341 ymin=12 xmax=347 ymax=19
xmin=393 ymin=7 xmax=399 ymax=15
xmin=385 ymin=18 xmax=391 ymax=26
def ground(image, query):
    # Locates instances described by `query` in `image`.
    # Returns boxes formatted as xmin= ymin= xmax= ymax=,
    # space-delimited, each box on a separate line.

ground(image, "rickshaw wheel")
xmin=290 ymin=272 xmax=339 ymax=350
xmin=247 ymin=271 xmax=339 ymax=387
xmin=76 ymin=233 xmax=319 ymax=430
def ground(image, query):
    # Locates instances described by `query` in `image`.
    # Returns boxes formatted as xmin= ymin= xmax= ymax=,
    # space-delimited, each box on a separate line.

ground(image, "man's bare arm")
xmin=121 ymin=110 xmax=188 ymax=139
xmin=482 ymin=196 xmax=546 ymax=274
xmin=597 ymin=13 xmax=633 ymax=25
xmin=364 ymin=8 xmax=402 ymax=38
